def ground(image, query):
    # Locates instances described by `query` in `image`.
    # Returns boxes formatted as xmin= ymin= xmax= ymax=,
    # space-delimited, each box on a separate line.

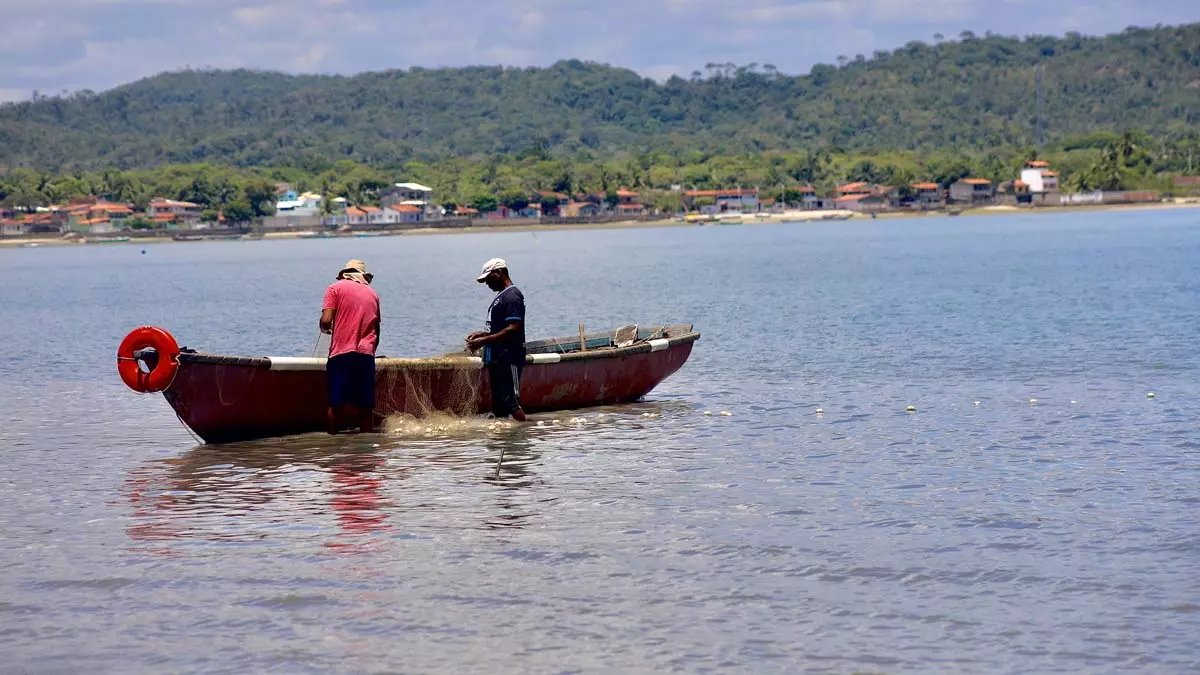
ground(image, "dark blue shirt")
xmin=485 ymin=285 xmax=526 ymax=365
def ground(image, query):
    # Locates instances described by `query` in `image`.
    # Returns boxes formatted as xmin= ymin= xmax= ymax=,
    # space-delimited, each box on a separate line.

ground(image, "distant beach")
xmin=3 ymin=200 xmax=1198 ymax=249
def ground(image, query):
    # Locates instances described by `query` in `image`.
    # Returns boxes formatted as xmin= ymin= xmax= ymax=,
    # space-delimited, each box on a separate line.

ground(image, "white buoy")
xmin=719 ymin=411 xmax=732 ymax=416
xmin=1029 ymin=398 xmax=1038 ymax=405
xmin=537 ymin=421 xmax=546 ymax=427
xmin=974 ymin=401 xmax=981 ymax=407
xmin=815 ymin=408 xmax=824 ymax=415
xmin=1071 ymin=400 xmax=1077 ymax=404
xmin=1146 ymin=392 xmax=1156 ymax=399
xmin=906 ymin=405 xmax=917 ymax=412
xmin=703 ymin=411 xmax=713 ymax=416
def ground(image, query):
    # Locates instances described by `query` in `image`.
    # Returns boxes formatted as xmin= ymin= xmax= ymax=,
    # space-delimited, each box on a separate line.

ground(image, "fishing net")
xmin=375 ymin=355 xmax=488 ymax=436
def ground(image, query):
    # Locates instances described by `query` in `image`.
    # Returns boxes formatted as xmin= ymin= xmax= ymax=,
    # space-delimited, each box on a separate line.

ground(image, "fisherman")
xmin=466 ymin=258 xmax=527 ymax=421
xmin=320 ymin=258 xmax=381 ymax=434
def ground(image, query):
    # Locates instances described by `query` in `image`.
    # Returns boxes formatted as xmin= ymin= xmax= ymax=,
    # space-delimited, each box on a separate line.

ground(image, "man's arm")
xmin=466 ymin=320 xmax=521 ymax=351
xmin=320 ymin=308 xmax=336 ymax=334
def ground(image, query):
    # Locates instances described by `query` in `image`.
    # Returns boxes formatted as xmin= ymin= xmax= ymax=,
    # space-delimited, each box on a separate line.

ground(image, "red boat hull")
xmin=160 ymin=332 xmax=697 ymax=444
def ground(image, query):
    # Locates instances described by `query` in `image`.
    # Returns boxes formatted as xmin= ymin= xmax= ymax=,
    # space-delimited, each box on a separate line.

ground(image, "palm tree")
xmin=1116 ymin=131 xmax=1138 ymax=165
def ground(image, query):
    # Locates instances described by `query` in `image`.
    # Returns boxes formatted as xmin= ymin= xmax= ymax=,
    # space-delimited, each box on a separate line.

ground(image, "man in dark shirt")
xmin=466 ymin=258 xmax=527 ymax=421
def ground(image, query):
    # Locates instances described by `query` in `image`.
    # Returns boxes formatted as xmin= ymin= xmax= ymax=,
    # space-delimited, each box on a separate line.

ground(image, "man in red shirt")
xmin=320 ymin=259 xmax=381 ymax=434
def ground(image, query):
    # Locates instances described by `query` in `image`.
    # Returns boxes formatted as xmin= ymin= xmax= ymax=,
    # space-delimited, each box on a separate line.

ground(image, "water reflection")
xmin=124 ymin=437 xmax=396 ymax=548
xmin=124 ymin=404 xmax=684 ymax=548
xmin=482 ymin=431 xmax=540 ymax=529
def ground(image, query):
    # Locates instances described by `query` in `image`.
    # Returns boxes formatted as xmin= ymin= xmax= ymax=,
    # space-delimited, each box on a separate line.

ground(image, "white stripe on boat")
xmin=649 ymin=338 xmax=670 ymax=352
xmin=529 ymin=353 xmax=562 ymax=364
xmin=267 ymin=357 xmax=328 ymax=371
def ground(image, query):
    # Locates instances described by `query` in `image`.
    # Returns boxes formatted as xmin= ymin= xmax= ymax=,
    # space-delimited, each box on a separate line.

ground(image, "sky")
xmin=0 ymin=0 xmax=1197 ymax=102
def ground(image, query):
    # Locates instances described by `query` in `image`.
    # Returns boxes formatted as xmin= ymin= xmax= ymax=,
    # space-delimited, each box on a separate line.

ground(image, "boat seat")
xmin=613 ymin=324 xmax=639 ymax=348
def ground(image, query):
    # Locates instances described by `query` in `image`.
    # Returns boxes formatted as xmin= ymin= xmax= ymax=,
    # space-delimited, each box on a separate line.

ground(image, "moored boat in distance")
xmin=117 ymin=324 xmax=700 ymax=444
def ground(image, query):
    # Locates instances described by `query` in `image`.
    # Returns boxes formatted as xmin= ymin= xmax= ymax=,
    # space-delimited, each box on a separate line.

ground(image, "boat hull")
xmin=161 ymin=330 xmax=697 ymax=443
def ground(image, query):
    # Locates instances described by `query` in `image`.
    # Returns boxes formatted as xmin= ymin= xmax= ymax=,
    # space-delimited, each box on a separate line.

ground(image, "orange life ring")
xmin=117 ymin=326 xmax=181 ymax=393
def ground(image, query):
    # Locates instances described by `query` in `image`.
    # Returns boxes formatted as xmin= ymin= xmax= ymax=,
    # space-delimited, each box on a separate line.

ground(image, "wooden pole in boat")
xmin=578 ymin=323 xmax=587 ymax=352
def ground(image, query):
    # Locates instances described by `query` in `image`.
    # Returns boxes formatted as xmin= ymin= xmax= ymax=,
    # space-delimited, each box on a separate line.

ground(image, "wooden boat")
xmin=118 ymin=324 xmax=700 ymax=444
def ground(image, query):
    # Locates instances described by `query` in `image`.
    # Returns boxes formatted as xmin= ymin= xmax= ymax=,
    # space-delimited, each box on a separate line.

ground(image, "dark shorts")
xmin=327 ymin=352 xmax=376 ymax=409
xmin=488 ymin=363 xmax=523 ymax=417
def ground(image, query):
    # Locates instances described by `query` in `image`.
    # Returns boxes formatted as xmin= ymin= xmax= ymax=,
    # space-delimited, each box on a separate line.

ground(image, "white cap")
xmin=476 ymin=258 xmax=507 ymax=282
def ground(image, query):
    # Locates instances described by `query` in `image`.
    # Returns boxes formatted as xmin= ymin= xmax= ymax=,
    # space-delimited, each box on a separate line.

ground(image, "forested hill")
xmin=1 ymin=23 xmax=1197 ymax=170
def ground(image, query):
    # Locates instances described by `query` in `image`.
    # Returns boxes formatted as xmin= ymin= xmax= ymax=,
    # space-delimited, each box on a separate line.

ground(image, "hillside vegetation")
xmin=0 ymin=24 xmax=1197 ymax=170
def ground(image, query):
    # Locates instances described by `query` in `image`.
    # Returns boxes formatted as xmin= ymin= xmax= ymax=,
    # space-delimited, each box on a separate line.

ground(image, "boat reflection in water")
xmin=121 ymin=423 xmax=556 ymax=551
xmin=123 ymin=401 xmax=685 ymax=552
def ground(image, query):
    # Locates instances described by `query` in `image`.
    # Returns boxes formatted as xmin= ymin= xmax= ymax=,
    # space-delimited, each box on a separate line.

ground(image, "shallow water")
xmin=2 ymin=210 xmax=1200 ymax=673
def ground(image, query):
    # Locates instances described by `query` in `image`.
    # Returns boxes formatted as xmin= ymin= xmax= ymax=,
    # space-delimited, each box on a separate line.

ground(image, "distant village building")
xmin=275 ymin=191 xmax=323 ymax=216
xmin=793 ymin=185 xmax=819 ymax=208
xmin=1172 ymin=176 xmax=1200 ymax=194
xmin=834 ymin=194 xmax=887 ymax=212
xmin=836 ymin=182 xmax=874 ymax=198
xmin=59 ymin=198 xmax=135 ymax=233
xmin=615 ymin=189 xmax=646 ymax=216
xmin=381 ymin=182 xmax=439 ymax=220
xmin=910 ymin=183 xmax=943 ymax=207
xmin=498 ymin=203 xmax=541 ymax=219
xmin=384 ymin=204 xmax=423 ymax=224
xmin=345 ymin=207 xmax=368 ymax=226
xmin=683 ymin=188 xmax=758 ymax=213
xmin=564 ymin=201 xmax=601 ymax=217
xmin=534 ymin=191 xmax=569 ymax=216
xmin=949 ymin=178 xmax=995 ymax=204
xmin=148 ymin=198 xmax=204 ymax=228
xmin=1020 ymin=161 xmax=1060 ymax=194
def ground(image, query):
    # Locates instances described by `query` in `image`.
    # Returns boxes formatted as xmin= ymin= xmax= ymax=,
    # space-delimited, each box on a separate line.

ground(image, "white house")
xmin=381 ymin=182 xmax=443 ymax=221
xmin=384 ymin=204 xmax=423 ymax=224
xmin=1020 ymin=161 xmax=1060 ymax=194
xmin=345 ymin=207 xmax=368 ymax=226
xmin=684 ymin=188 xmax=759 ymax=213
xmin=381 ymin=183 xmax=432 ymax=208
xmin=275 ymin=191 xmax=323 ymax=216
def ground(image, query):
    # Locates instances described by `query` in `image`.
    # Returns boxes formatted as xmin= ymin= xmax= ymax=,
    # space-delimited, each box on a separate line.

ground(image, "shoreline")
xmin=3 ymin=201 xmax=1198 ymax=249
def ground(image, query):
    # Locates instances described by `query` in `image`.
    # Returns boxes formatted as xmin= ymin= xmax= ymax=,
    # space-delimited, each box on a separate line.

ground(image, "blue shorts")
xmin=488 ymin=363 xmax=523 ymax=417
xmin=327 ymin=352 xmax=376 ymax=409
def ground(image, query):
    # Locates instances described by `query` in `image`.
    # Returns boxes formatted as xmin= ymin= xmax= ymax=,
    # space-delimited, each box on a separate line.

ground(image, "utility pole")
xmin=1035 ymin=63 xmax=1044 ymax=150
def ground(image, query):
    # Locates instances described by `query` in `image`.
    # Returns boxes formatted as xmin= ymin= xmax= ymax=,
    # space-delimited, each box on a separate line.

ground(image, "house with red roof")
xmin=534 ymin=190 xmax=569 ymax=216
xmin=835 ymin=193 xmax=888 ymax=212
xmin=148 ymin=197 xmax=204 ymax=228
xmin=910 ymin=183 xmax=944 ymax=207
xmin=949 ymin=178 xmax=995 ymax=204
xmin=563 ymin=201 xmax=602 ymax=217
xmin=384 ymin=203 xmax=423 ymax=224
xmin=1020 ymin=160 xmax=1060 ymax=194
xmin=66 ymin=199 xmax=135 ymax=233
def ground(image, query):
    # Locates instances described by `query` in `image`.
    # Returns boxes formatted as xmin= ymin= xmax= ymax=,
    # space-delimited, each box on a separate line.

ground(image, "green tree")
xmin=500 ymin=187 xmax=530 ymax=212
xmin=243 ymin=180 xmax=277 ymax=217
xmin=471 ymin=194 xmax=498 ymax=214
xmin=223 ymin=199 xmax=255 ymax=223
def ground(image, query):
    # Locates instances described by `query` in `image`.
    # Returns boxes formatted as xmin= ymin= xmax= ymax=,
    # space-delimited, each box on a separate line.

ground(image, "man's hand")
xmin=320 ymin=308 xmax=336 ymax=334
xmin=465 ymin=336 xmax=488 ymax=352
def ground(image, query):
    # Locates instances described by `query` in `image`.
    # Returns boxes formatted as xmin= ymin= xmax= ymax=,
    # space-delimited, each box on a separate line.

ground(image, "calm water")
xmin=2 ymin=210 xmax=1199 ymax=674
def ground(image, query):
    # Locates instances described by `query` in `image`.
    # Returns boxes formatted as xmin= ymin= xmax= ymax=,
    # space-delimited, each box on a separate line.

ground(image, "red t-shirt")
xmin=322 ymin=280 xmax=381 ymax=357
